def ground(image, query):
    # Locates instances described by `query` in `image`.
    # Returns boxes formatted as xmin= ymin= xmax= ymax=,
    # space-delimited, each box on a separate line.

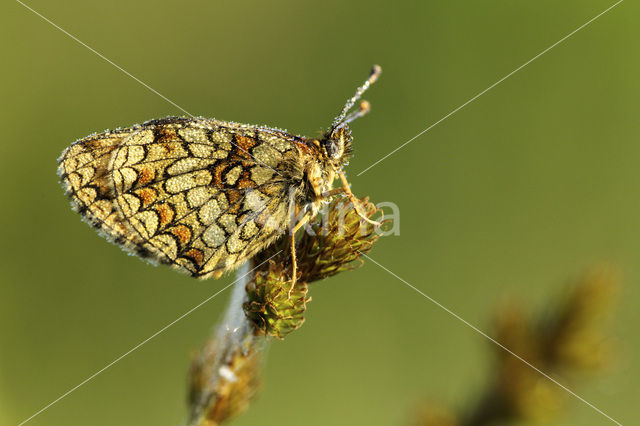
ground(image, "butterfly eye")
xmin=324 ymin=139 xmax=341 ymax=160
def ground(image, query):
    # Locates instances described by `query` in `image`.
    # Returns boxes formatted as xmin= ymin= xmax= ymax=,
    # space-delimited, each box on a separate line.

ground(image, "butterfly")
xmin=58 ymin=65 xmax=381 ymax=281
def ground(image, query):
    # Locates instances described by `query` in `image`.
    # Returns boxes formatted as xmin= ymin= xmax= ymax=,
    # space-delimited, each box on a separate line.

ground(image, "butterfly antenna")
xmin=332 ymin=65 xmax=381 ymax=129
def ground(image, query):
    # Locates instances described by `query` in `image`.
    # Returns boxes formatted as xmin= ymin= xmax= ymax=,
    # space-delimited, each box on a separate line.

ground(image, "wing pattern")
xmin=58 ymin=117 xmax=302 ymax=278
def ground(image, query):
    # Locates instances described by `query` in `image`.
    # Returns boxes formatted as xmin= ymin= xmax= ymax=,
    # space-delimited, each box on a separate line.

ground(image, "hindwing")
xmin=58 ymin=117 xmax=303 ymax=278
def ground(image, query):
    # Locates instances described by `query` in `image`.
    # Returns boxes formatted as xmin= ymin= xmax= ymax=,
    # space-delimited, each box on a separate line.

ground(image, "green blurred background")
xmin=1 ymin=0 xmax=637 ymax=425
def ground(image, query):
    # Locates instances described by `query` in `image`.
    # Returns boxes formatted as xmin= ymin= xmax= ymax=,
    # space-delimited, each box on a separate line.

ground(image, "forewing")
xmin=58 ymin=117 xmax=296 ymax=278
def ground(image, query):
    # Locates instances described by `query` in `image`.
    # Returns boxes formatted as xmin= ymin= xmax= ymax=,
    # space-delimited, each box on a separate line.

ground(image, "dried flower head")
xmin=416 ymin=266 xmax=619 ymax=426
xmin=244 ymin=197 xmax=387 ymax=338
xmin=188 ymin=341 xmax=262 ymax=426
xmin=243 ymin=263 xmax=310 ymax=339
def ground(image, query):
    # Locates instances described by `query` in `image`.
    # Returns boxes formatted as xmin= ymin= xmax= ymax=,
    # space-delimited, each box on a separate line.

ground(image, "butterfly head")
xmin=322 ymin=65 xmax=381 ymax=169
xmin=322 ymin=124 xmax=352 ymax=168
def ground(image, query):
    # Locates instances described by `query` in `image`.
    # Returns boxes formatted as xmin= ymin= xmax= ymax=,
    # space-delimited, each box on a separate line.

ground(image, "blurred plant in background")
xmin=415 ymin=267 xmax=619 ymax=426
xmin=187 ymin=197 xmax=388 ymax=426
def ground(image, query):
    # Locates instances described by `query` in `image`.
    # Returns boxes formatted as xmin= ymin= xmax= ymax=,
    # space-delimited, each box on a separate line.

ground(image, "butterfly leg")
xmin=288 ymin=231 xmax=298 ymax=299
xmin=287 ymin=211 xmax=313 ymax=299
xmin=321 ymin=187 xmax=346 ymax=198
xmin=337 ymin=171 xmax=381 ymax=227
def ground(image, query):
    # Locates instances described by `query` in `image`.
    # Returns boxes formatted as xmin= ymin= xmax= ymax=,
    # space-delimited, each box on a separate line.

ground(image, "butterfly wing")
xmin=58 ymin=117 xmax=301 ymax=278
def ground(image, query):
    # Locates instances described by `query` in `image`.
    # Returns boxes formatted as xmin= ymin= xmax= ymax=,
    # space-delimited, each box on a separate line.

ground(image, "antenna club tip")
xmin=359 ymin=100 xmax=371 ymax=112
xmin=370 ymin=64 xmax=382 ymax=82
